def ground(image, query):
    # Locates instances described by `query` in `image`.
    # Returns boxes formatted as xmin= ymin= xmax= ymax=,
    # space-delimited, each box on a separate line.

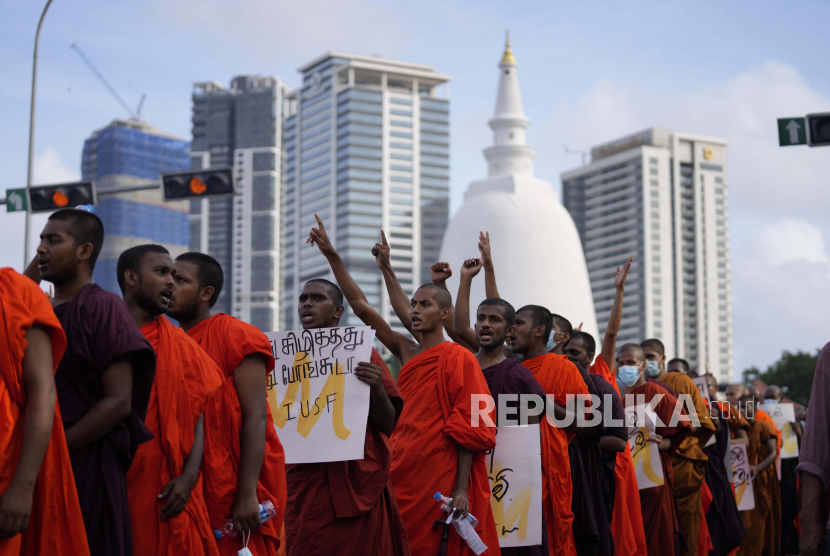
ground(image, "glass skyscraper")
xmin=280 ymin=52 xmax=451 ymax=331
xmin=188 ymin=76 xmax=291 ymax=331
xmin=81 ymin=119 xmax=190 ymax=294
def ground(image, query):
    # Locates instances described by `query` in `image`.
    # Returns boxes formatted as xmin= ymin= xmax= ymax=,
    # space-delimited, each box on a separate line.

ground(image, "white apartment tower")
xmin=189 ymin=76 xmax=291 ymax=332
xmin=561 ymin=129 xmax=732 ymax=381
xmin=281 ymin=53 xmax=451 ymax=330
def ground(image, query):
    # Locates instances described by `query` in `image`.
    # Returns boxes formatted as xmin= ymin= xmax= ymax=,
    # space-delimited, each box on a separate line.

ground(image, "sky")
xmin=2 ymin=0 xmax=830 ymax=378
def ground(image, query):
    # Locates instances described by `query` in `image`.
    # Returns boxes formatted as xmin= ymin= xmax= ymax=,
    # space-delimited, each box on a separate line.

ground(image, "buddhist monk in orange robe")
xmin=168 ymin=253 xmax=286 ymax=556
xmin=511 ymin=306 xmax=591 ymax=556
xmin=736 ymin=397 xmax=779 ymax=556
xmin=642 ymin=339 xmax=716 ymax=556
xmin=284 ymin=279 xmax=409 ymax=556
xmin=116 ymin=245 xmax=223 ymax=556
xmin=617 ymin=343 xmax=691 ymax=556
xmin=0 ymin=268 xmax=90 ymax=556
xmin=309 ymin=215 xmax=498 ymax=555
xmin=585 ymin=257 xmax=648 ymax=556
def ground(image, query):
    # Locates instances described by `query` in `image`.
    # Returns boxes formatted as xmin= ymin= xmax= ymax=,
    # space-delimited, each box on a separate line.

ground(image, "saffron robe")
xmin=127 ymin=316 xmax=224 ymax=556
xmin=737 ymin=419 xmax=780 ymax=556
xmin=704 ymin=402 xmax=747 ymax=556
xmin=659 ymin=372 xmax=716 ymax=556
xmin=0 ymin=268 xmax=90 ymax=556
xmin=482 ymin=358 xmax=548 ymax=556
xmin=390 ymin=342 xmax=499 ymax=556
xmin=53 ymin=283 xmax=155 ymax=556
xmin=753 ymin=410 xmax=782 ymax=556
xmin=625 ymin=381 xmax=691 ymax=556
xmin=522 ymin=353 xmax=590 ymax=556
xmin=284 ymin=349 xmax=410 ymax=556
xmin=589 ymin=356 xmax=648 ymax=556
xmin=186 ymin=313 xmax=287 ymax=556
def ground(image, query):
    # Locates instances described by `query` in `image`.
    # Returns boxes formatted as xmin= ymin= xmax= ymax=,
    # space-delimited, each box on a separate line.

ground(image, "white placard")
xmin=487 ymin=425 xmax=543 ymax=547
xmin=762 ymin=403 xmax=799 ymax=459
xmin=730 ymin=443 xmax=755 ymax=511
xmin=692 ymin=376 xmax=711 ymax=403
xmin=265 ymin=327 xmax=375 ymax=464
xmin=625 ymin=405 xmax=665 ymax=490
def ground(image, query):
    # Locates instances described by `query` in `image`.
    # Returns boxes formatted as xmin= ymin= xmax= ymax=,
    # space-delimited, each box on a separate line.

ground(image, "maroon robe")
xmin=284 ymin=349 xmax=410 ymax=556
xmin=482 ymin=358 xmax=548 ymax=556
xmin=625 ymin=381 xmax=691 ymax=556
xmin=53 ymin=283 xmax=155 ymax=556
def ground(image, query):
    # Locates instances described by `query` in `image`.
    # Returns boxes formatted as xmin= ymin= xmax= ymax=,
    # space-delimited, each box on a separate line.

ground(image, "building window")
xmin=650 ymin=168 xmax=658 ymax=175
xmin=649 ymin=157 xmax=658 ymax=164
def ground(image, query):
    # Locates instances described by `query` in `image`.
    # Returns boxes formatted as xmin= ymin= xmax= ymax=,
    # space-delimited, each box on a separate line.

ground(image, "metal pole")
xmin=24 ymin=0 xmax=54 ymax=268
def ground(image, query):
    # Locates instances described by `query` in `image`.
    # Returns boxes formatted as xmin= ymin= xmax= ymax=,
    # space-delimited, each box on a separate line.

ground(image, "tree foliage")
xmin=742 ymin=349 xmax=819 ymax=406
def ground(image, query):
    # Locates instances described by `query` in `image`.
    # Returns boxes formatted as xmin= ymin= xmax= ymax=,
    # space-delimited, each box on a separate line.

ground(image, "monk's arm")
xmin=431 ymin=266 xmax=476 ymax=351
xmin=354 ymin=362 xmax=397 ymax=435
xmin=800 ymin=472 xmax=825 ymax=556
xmin=731 ymin=428 xmax=748 ymax=444
xmin=232 ymin=354 xmax=269 ymax=533
xmin=752 ymin=437 xmax=778 ymax=476
xmin=478 ymin=231 xmax=501 ymax=299
xmin=158 ymin=415 xmax=204 ymax=520
xmin=23 ymin=255 xmax=40 ymax=284
xmin=600 ymin=436 xmax=627 ymax=453
xmin=312 ymin=216 xmax=411 ymax=361
xmin=450 ymin=446 xmax=474 ymax=520
xmin=452 ymin=269 xmax=481 ymax=353
xmin=377 ymin=259 xmax=418 ymax=339
xmin=0 ymin=325 xmax=56 ymax=537
xmin=600 ymin=258 xmax=632 ymax=370
xmin=64 ymin=357 xmax=133 ymax=452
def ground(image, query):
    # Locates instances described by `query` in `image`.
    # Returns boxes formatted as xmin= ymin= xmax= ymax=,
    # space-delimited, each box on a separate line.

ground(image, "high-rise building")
xmin=188 ymin=76 xmax=291 ymax=331
xmin=82 ymin=118 xmax=190 ymax=294
xmin=561 ymin=128 xmax=732 ymax=381
xmin=281 ymin=53 xmax=451 ymax=331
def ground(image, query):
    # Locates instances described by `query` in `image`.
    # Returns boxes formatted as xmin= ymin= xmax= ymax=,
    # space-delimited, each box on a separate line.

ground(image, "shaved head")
xmin=48 ymin=208 xmax=105 ymax=270
xmin=306 ymin=279 xmax=343 ymax=306
xmin=641 ymin=338 xmax=665 ymax=357
xmin=619 ymin=343 xmax=645 ymax=362
xmin=416 ymin=283 xmax=451 ymax=309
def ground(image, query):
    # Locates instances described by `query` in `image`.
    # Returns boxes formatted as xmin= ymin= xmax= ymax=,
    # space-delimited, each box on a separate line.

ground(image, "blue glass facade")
xmin=83 ymin=121 xmax=190 ymax=293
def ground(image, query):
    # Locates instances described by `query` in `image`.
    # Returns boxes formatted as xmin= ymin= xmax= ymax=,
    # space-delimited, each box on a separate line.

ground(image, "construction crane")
xmin=71 ymin=42 xmax=145 ymax=120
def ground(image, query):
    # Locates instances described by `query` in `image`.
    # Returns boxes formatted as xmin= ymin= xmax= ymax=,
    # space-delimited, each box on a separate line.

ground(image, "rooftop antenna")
xmin=564 ymin=145 xmax=588 ymax=166
xmin=71 ymin=42 xmax=144 ymax=120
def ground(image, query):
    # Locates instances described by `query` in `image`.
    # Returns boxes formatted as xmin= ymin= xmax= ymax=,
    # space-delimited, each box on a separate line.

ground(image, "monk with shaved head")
xmin=309 ymin=215 xmax=497 ymax=556
xmin=617 ymin=343 xmax=691 ymax=556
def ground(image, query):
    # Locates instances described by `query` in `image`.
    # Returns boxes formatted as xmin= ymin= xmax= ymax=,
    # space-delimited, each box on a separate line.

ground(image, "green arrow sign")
xmin=5 ymin=188 xmax=27 ymax=212
xmin=778 ymin=117 xmax=807 ymax=146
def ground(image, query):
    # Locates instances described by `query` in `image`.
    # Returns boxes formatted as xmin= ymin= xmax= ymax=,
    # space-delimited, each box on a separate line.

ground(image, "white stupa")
xmin=439 ymin=34 xmax=599 ymax=340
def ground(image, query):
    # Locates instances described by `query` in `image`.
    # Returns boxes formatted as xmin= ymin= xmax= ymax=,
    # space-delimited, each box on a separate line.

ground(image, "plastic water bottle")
xmin=214 ymin=501 xmax=277 ymax=539
xmin=434 ymin=492 xmax=479 ymax=527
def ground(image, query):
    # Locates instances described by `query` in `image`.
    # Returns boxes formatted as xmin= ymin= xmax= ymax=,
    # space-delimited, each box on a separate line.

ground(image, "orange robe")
xmin=187 ymin=314 xmax=287 ymax=556
xmin=390 ymin=343 xmax=498 ymax=556
xmin=0 ymin=268 xmax=90 ymax=556
xmin=523 ymin=353 xmax=589 ymax=556
xmin=660 ymin=372 xmax=716 ymax=556
xmin=752 ymin=410 xmax=781 ymax=556
xmin=127 ymin=316 xmax=224 ymax=555
xmin=738 ymin=419 xmax=779 ymax=556
xmin=589 ymin=356 xmax=648 ymax=556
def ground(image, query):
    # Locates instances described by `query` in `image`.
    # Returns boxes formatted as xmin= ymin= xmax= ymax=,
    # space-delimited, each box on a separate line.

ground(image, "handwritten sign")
xmin=487 ymin=425 xmax=543 ymax=547
xmin=265 ymin=327 xmax=375 ymax=464
xmin=625 ymin=405 xmax=664 ymax=490
xmin=762 ymin=403 xmax=799 ymax=459
xmin=692 ymin=376 xmax=710 ymax=403
xmin=730 ymin=443 xmax=755 ymax=511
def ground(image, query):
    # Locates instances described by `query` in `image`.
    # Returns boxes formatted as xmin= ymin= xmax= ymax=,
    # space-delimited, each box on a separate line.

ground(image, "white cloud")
xmin=146 ymin=0 xmax=410 ymax=66
xmin=33 ymin=147 xmax=80 ymax=185
xmin=754 ymin=217 xmax=830 ymax=269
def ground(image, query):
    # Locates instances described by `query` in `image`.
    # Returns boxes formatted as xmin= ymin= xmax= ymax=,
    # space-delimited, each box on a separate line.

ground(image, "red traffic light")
xmin=52 ymin=190 xmax=69 ymax=207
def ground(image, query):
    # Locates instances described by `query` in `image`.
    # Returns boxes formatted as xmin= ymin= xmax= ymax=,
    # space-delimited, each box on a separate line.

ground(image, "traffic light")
xmin=161 ymin=168 xmax=235 ymax=201
xmin=807 ymin=112 xmax=830 ymax=147
xmin=29 ymin=181 xmax=95 ymax=213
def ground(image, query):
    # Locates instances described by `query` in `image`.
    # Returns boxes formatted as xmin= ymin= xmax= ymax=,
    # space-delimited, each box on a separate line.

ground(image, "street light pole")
xmin=24 ymin=0 xmax=54 ymax=268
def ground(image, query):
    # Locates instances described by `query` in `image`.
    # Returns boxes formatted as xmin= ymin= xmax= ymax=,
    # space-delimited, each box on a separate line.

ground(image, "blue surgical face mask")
xmin=763 ymin=399 xmax=776 ymax=405
xmin=546 ymin=332 xmax=558 ymax=351
xmin=618 ymin=365 xmax=642 ymax=388
xmin=645 ymin=360 xmax=661 ymax=378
